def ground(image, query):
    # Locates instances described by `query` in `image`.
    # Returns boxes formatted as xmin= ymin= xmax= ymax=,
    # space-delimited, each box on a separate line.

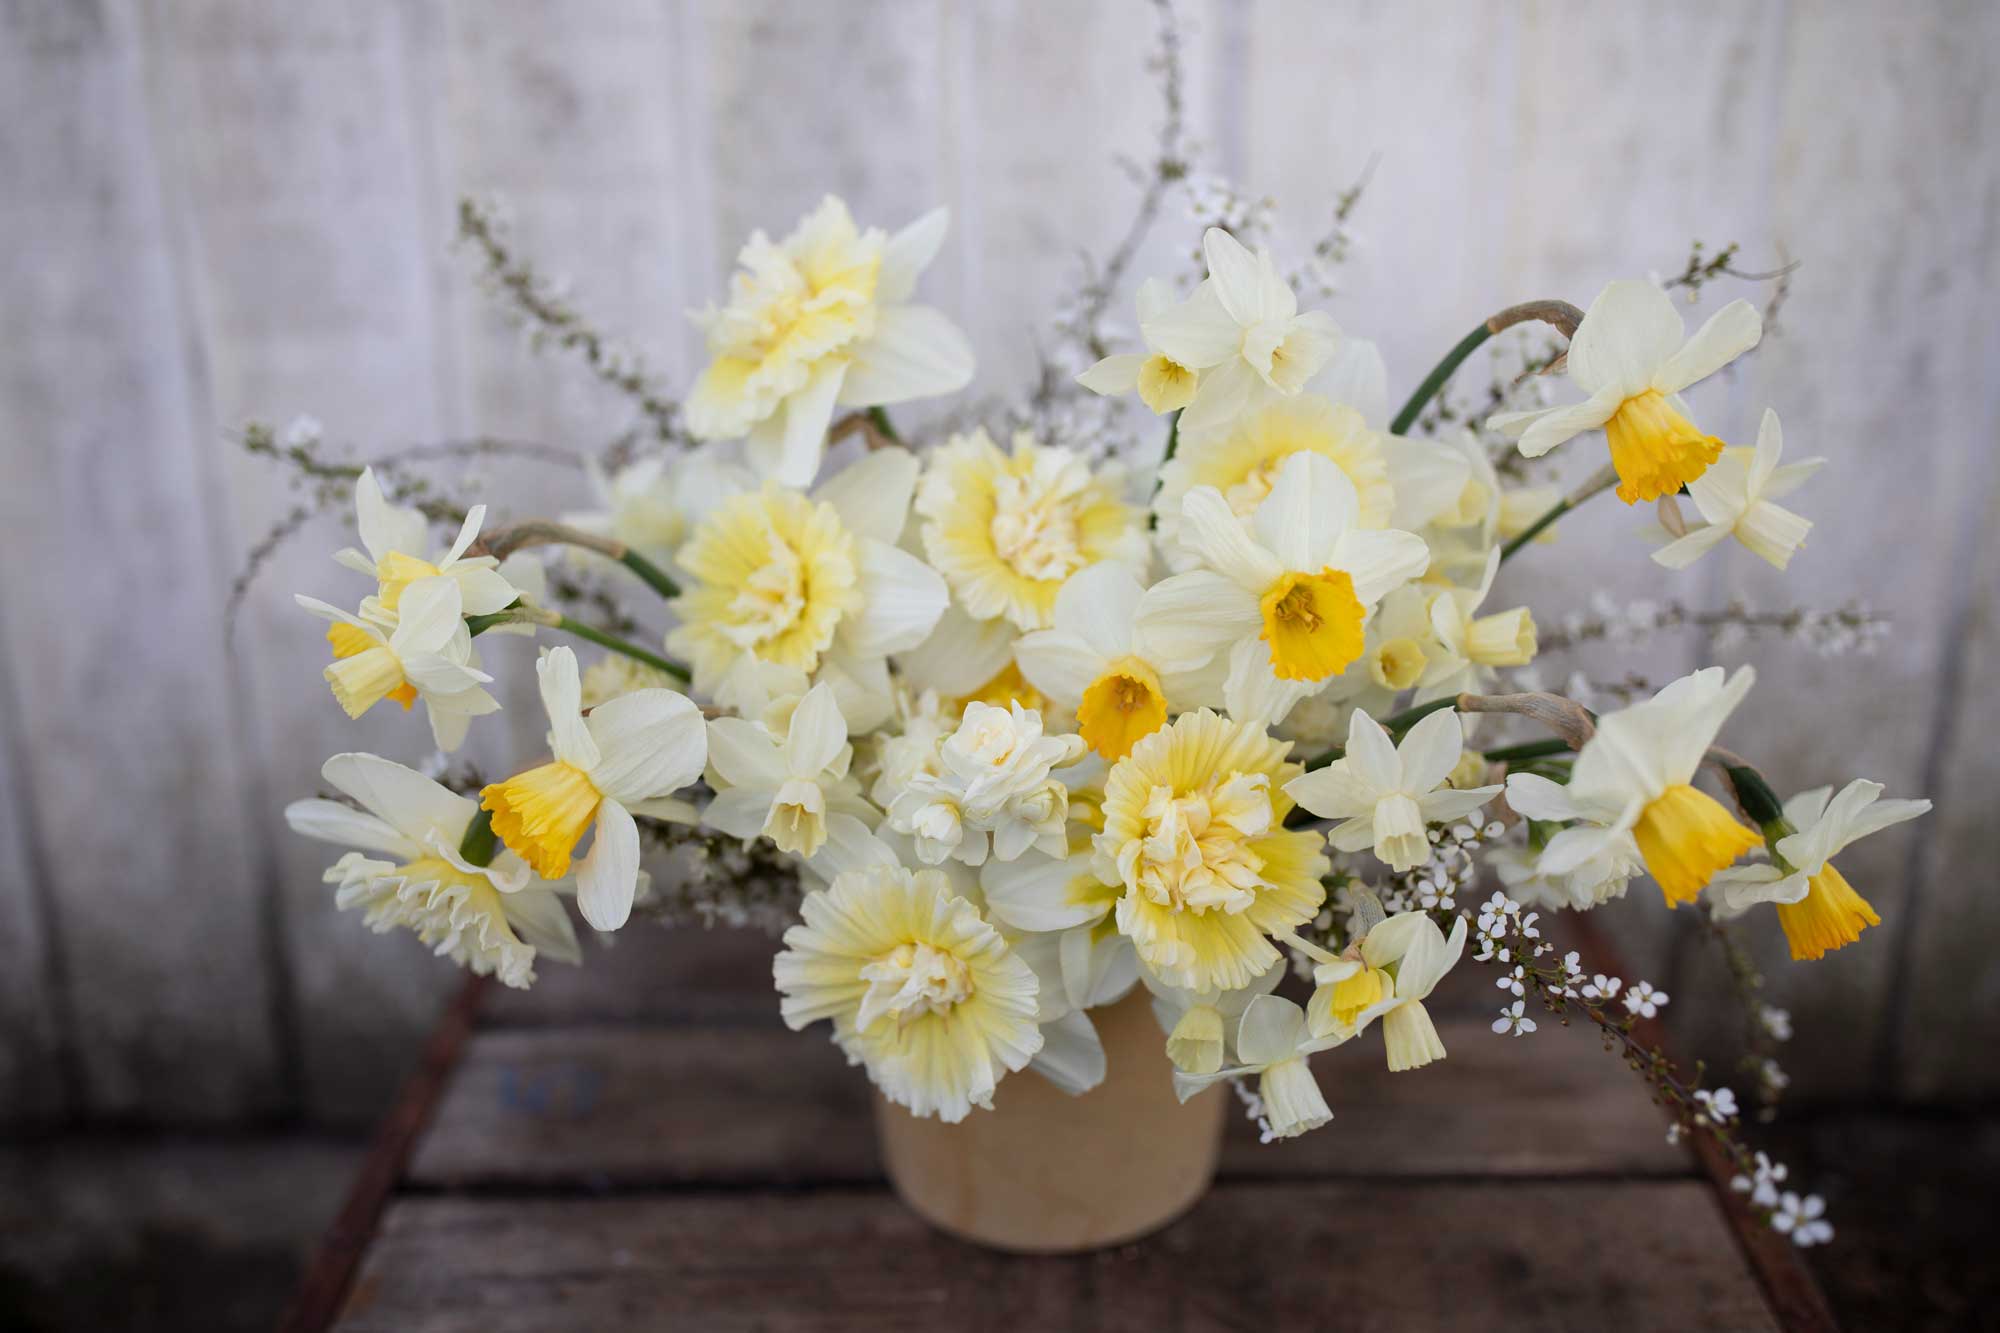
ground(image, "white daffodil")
xmin=1284 ymin=709 xmax=1502 ymax=872
xmin=481 ymin=647 xmax=707 ymax=931
xmin=560 ymin=452 xmax=756 ymax=571
xmin=915 ymin=429 xmax=1148 ymax=631
xmin=335 ymin=468 xmax=520 ymax=623
xmin=1136 ymin=451 xmax=1430 ymax=722
xmin=285 ymin=752 xmax=578 ymax=989
xmin=1653 ymin=408 xmax=1823 ymax=571
xmin=1075 ymin=276 xmax=1201 ymax=414
xmin=1141 ymin=228 xmax=1341 ymax=435
xmin=1710 ymin=779 xmax=1929 ymax=961
xmin=1487 ymin=823 xmax=1641 ymax=913
xmin=668 ymin=447 xmax=948 ymax=731
xmin=297 ymin=577 xmax=499 ymax=752
xmin=1013 ymin=563 xmax=1222 ymax=762
xmin=703 ymin=681 xmax=873 ymax=862
xmin=1503 ymin=667 xmax=1761 ymax=908
xmin=685 ymin=196 xmax=973 ymax=486
xmin=1308 ymin=911 xmax=1468 ymax=1071
xmin=1152 ymin=390 xmax=1469 ymax=569
xmin=1142 ymin=957 xmax=1285 ymax=1077
xmin=1489 ymin=279 xmax=1763 ymax=504
xmin=774 ymin=862 xmax=1042 ymax=1122
xmin=980 ymin=826 xmax=1122 ymax=937
xmin=883 ymin=701 xmax=1086 ymax=867
xmin=1172 ymin=995 xmax=1339 ymax=1138
xmin=1420 ymin=549 xmax=1538 ymax=701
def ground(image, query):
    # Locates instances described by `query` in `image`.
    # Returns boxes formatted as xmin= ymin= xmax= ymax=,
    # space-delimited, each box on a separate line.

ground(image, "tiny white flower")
xmin=1284 ymin=709 xmax=1501 ymax=873
xmin=1693 ymin=1086 xmax=1739 ymax=1124
xmin=1492 ymin=1000 xmax=1536 ymax=1036
xmin=1624 ymin=980 xmax=1669 ymax=1017
xmin=1582 ymin=974 xmax=1623 ymax=1002
xmin=1760 ymin=1005 xmax=1794 ymax=1042
xmin=1770 ymin=1192 xmax=1833 ymax=1247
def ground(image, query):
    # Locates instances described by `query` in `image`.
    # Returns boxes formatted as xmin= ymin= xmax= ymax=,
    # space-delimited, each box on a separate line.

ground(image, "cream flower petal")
xmin=1342 ymin=709 xmax=1402 ymax=792
xmin=1251 ymin=451 xmax=1358 ymax=572
xmin=705 ymin=717 xmax=788 ymax=789
xmin=1142 ymin=281 xmax=1239 ymax=369
xmin=439 ymin=504 xmax=486 ymax=568
xmin=575 ymin=798 xmax=640 ymax=931
xmin=1497 ymin=386 xmax=1626 ymax=458
xmin=536 ymin=647 xmax=600 ymax=771
xmin=389 ymin=577 xmax=465 ymax=653
xmin=1652 ymin=298 xmax=1762 ymax=395
xmin=1133 ymin=570 xmax=1258 ymax=672
xmin=980 ymin=851 xmax=1109 ymax=932
xmin=784 ymin=682 xmax=848 ymax=778
xmin=1181 ymin=487 xmax=1283 ymax=590
xmin=1565 ymin=280 xmax=1686 ymax=397
xmin=759 ymin=357 xmax=849 ymax=488
xmin=843 ymin=538 xmax=949 ymax=657
xmin=1056 ymin=561 xmax=1142 ymax=661
xmin=1235 ymin=994 xmax=1309 ymax=1067
xmin=1309 ymin=335 xmax=1389 ymax=426
xmin=584 ymin=689 xmax=706 ymax=805
xmin=1327 ymin=528 xmax=1430 ymax=605
xmin=1013 ymin=630 xmax=1103 ymax=706
xmin=1504 ymin=772 xmax=1589 ymax=822
xmin=814 ymin=446 xmax=918 ymax=546
xmin=355 ymin=467 xmax=428 ymax=564
xmin=1651 ymin=523 xmax=1734 ymax=570
xmin=320 ymin=752 xmax=475 ymax=850
xmin=1075 ymin=353 xmax=1145 ymax=395
xmin=1203 ymin=228 xmax=1294 ymax=325
xmin=841 ymin=304 xmax=975 ymax=406
xmin=500 ymin=888 xmax=582 ymax=966
xmin=701 ymin=785 xmax=778 ymax=841
xmin=284 ymin=797 xmax=420 ymax=860
xmin=1029 ymin=1008 xmax=1106 ymax=1095
xmin=877 ymin=206 xmax=947 ymax=304
xmin=1398 ymin=709 xmax=1467 ymax=794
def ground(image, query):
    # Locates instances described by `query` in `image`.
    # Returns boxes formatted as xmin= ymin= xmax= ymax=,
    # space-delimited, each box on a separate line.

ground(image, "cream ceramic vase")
xmin=872 ymin=985 xmax=1227 ymax=1252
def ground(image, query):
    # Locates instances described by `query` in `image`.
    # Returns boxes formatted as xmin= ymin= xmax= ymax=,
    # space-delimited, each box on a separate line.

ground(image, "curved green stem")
xmin=1390 ymin=324 xmax=1491 ymax=436
xmin=551 ymin=616 xmax=690 ymax=682
xmin=618 ymin=549 xmax=681 ymax=601
xmin=1480 ymin=737 xmax=1572 ymax=764
xmin=1498 ymin=497 xmax=1571 ymax=562
xmin=867 ymin=405 xmax=902 ymax=445
xmin=1147 ymin=408 xmax=1183 ymax=527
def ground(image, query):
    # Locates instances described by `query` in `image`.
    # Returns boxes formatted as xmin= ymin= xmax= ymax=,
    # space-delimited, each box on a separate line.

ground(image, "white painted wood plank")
xmin=143 ymin=0 xmax=468 ymax=1123
xmin=1673 ymin=0 xmax=2000 ymax=1097
xmin=0 ymin=657 xmax=68 ymax=1124
xmin=0 ymin=0 xmax=280 ymax=1119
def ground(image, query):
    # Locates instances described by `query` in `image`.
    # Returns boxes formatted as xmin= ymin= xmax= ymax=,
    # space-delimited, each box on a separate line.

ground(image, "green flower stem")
xmin=1498 ymin=495 xmax=1571 ymax=562
xmin=1480 ymin=737 xmax=1573 ymax=764
xmin=552 ymin=616 xmax=690 ymax=682
xmin=867 ymin=405 xmax=902 ymax=444
xmin=1390 ymin=324 xmax=1492 ymax=436
xmin=1303 ymin=696 xmax=1459 ymax=770
xmin=619 ymin=549 xmax=681 ymax=600
xmin=1147 ymin=408 xmax=1184 ymax=527
xmin=457 ymin=808 xmax=499 ymax=867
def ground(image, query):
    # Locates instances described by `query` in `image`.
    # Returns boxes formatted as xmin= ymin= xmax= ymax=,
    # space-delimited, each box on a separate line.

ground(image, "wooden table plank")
xmin=332 ymin=1181 xmax=1777 ymax=1333
xmin=408 ymin=1017 xmax=1691 ymax=1189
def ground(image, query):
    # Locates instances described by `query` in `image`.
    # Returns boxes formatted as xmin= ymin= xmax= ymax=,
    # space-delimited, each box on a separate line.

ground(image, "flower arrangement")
xmin=245 ymin=14 xmax=1922 ymax=1255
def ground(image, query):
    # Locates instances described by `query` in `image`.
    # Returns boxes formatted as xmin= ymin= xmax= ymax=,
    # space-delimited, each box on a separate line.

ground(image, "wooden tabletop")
xmin=288 ymin=926 xmax=1833 ymax=1332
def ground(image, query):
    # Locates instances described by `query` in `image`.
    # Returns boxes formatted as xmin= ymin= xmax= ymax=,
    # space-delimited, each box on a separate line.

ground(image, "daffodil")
xmin=1152 ymin=392 xmax=1468 ymax=568
xmin=296 ymin=578 xmax=499 ymax=752
xmin=1503 ymin=667 xmax=1761 ymax=907
xmin=980 ymin=825 xmax=1122 ymax=936
xmin=1136 ymin=451 xmax=1430 ymax=709
xmin=1074 ymin=277 xmax=1201 ymax=413
xmin=334 ymin=468 xmax=520 ymax=622
xmin=1013 ymin=563 xmax=1222 ymax=762
xmin=1308 ymin=911 xmax=1468 ymax=1071
xmin=1143 ymin=958 xmax=1284 ymax=1076
xmin=285 ymin=753 xmax=578 ymax=989
xmin=914 ymin=429 xmax=1147 ymax=631
xmin=1710 ymin=779 xmax=1930 ymax=960
xmin=481 ymin=647 xmax=707 ymax=931
xmin=703 ymin=682 xmax=872 ymax=861
xmin=685 ymin=196 xmax=973 ymax=486
xmin=773 ymin=861 xmax=1043 ymax=1122
xmin=1420 ymin=549 xmax=1538 ymax=701
xmin=1486 ymin=817 xmax=1641 ymax=913
xmin=667 ymin=448 xmax=947 ymax=721
xmin=1171 ymin=995 xmax=1339 ymax=1138
xmin=1141 ymin=227 xmax=1341 ymax=434
xmin=1094 ymin=708 xmax=1328 ymax=991
xmin=1284 ymin=708 xmax=1501 ymax=872
xmin=1489 ymin=280 xmax=1763 ymax=504
xmin=883 ymin=701 xmax=1086 ymax=867
xmin=1652 ymin=408 xmax=1822 ymax=571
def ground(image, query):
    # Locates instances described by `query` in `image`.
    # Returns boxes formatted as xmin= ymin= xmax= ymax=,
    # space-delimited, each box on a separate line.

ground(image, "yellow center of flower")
xmin=857 ymin=940 xmax=976 ymax=1031
xmin=1369 ymin=636 xmax=1430 ymax=690
xmin=1259 ymin=569 xmax=1366 ymax=681
xmin=481 ymin=762 xmax=603 ymax=880
xmin=1136 ymin=354 xmax=1198 ymax=414
xmin=373 ymin=550 xmax=441 ymax=612
xmin=1604 ymin=389 xmax=1726 ymax=505
xmin=1328 ymin=961 xmax=1392 ymax=1028
xmin=959 ymin=661 xmax=1046 ymax=715
xmin=670 ymin=489 xmax=859 ymax=683
xmin=1775 ymin=861 xmax=1879 ymax=962
xmin=324 ymin=623 xmax=416 ymax=715
xmin=1631 ymin=783 xmax=1760 ymax=906
xmin=1077 ymin=657 xmax=1168 ymax=762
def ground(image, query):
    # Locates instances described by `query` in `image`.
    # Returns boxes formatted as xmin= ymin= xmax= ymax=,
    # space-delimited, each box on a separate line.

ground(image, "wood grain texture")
xmin=0 ymin=0 xmax=281 ymax=1120
xmin=406 ymin=1013 xmax=1690 ymax=1188
xmin=333 ymin=1182 xmax=1776 ymax=1332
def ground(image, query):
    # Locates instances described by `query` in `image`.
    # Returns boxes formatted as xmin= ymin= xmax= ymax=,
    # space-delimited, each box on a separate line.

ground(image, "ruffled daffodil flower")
xmin=1490 ymin=279 xmax=1763 ymax=504
xmin=1284 ymin=708 xmax=1502 ymax=873
xmin=481 ymin=646 xmax=707 ymax=931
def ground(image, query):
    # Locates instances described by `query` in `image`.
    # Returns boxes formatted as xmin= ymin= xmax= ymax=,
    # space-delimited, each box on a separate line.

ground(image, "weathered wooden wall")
xmin=1 ymin=0 xmax=1994 ymax=1128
